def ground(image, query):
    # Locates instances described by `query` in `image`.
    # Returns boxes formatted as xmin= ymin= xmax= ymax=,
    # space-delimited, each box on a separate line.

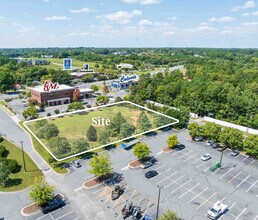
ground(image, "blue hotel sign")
xmin=63 ymin=59 xmax=72 ymax=70
xmin=120 ymin=74 xmax=138 ymax=83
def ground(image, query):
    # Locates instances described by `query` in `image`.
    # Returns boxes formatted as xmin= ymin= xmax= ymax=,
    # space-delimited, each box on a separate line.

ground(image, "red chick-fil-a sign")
xmin=43 ymin=81 xmax=59 ymax=93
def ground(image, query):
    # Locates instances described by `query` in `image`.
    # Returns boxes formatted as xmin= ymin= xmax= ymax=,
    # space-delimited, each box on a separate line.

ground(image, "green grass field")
xmin=0 ymin=139 xmax=43 ymax=192
xmin=26 ymin=102 xmax=175 ymax=160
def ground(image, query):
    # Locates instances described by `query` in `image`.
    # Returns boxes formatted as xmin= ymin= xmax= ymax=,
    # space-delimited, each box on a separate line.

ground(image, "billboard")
xmin=84 ymin=64 xmax=89 ymax=70
xmin=63 ymin=58 xmax=72 ymax=70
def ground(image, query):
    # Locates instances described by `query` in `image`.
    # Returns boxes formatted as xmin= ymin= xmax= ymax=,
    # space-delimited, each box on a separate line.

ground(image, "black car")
xmin=145 ymin=170 xmax=158 ymax=179
xmin=211 ymin=143 xmax=220 ymax=149
xmin=42 ymin=198 xmax=65 ymax=214
xmin=176 ymin=144 xmax=186 ymax=150
xmin=83 ymin=155 xmax=93 ymax=160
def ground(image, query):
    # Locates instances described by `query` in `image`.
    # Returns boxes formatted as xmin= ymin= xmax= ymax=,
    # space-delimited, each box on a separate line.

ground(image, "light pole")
xmin=156 ymin=185 xmax=163 ymax=220
xmin=19 ymin=141 xmax=27 ymax=172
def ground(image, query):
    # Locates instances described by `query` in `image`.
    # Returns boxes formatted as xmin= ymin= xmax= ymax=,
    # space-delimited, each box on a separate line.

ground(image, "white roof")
xmin=30 ymin=84 xmax=74 ymax=93
xmin=80 ymin=88 xmax=94 ymax=93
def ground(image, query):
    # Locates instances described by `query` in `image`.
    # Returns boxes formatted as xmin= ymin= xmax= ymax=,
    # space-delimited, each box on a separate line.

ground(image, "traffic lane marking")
xmin=156 ymin=171 xmax=178 ymax=185
xmin=170 ymin=179 xmax=192 ymax=194
xmin=177 ymin=150 xmax=193 ymax=159
xmin=190 ymin=158 xmax=201 ymax=165
xmin=246 ymin=179 xmax=258 ymax=192
xmin=219 ymin=167 xmax=235 ymax=180
xmin=184 ymin=153 xmax=199 ymax=162
xmin=236 ymin=175 xmax=250 ymax=188
xmin=186 ymin=187 xmax=208 ymax=204
xmin=163 ymin=175 xmax=185 ymax=189
xmin=151 ymin=168 xmax=172 ymax=180
xmin=178 ymin=183 xmax=200 ymax=199
xmin=227 ymin=171 xmax=242 ymax=183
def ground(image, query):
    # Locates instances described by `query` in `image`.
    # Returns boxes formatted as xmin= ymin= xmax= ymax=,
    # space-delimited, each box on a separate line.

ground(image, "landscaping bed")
xmin=83 ymin=173 xmax=114 ymax=189
xmin=128 ymin=159 xmax=142 ymax=168
xmin=162 ymin=147 xmax=173 ymax=153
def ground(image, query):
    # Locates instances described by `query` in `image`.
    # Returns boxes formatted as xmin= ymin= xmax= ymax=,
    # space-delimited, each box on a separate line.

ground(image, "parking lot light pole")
xmin=19 ymin=141 xmax=27 ymax=172
xmin=219 ymin=149 xmax=225 ymax=167
xmin=156 ymin=185 xmax=163 ymax=220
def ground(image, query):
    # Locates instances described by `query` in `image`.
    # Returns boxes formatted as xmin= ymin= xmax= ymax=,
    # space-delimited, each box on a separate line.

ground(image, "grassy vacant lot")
xmin=0 ymin=139 xmax=42 ymax=192
xmin=26 ymin=102 xmax=174 ymax=160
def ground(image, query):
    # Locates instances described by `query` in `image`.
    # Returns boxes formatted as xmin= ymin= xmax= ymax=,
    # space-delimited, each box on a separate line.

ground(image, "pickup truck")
xmin=207 ymin=201 xmax=227 ymax=219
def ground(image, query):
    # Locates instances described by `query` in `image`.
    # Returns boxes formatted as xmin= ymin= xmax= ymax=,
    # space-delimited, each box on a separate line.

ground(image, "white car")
xmin=201 ymin=153 xmax=211 ymax=161
xmin=207 ymin=201 xmax=228 ymax=219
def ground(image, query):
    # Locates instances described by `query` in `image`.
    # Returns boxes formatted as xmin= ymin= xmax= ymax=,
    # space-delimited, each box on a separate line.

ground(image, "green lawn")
xmin=0 ymin=139 xmax=43 ymax=192
xmin=26 ymin=102 xmax=174 ymax=160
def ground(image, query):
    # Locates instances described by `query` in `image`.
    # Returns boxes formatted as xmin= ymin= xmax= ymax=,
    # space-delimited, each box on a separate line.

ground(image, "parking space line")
xmin=246 ymin=179 xmax=258 ymax=192
xmin=177 ymin=150 xmax=193 ymax=158
xmin=155 ymin=164 xmax=165 ymax=170
xmin=235 ymin=154 xmax=241 ymax=158
xmin=137 ymin=196 xmax=143 ymax=206
xmin=219 ymin=167 xmax=235 ymax=179
xmin=129 ymin=190 xmax=136 ymax=200
xmin=211 ymin=167 xmax=222 ymax=176
xmin=218 ymin=202 xmax=236 ymax=220
xmin=190 ymin=158 xmax=201 ymax=165
xmin=49 ymin=213 xmax=54 ymax=220
xmin=242 ymin=156 xmax=249 ymax=161
xmin=187 ymin=187 xmax=208 ymax=204
xmin=235 ymin=208 xmax=247 ymax=220
xmin=154 ymin=168 xmax=171 ymax=178
xmin=73 ymin=217 xmax=80 ymax=220
xmin=55 ymin=211 xmax=75 ymax=220
xmin=184 ymin=153 xmax=199 ymax=161
xmin=237 ymin=175 xmax=250 ymax=188
xmin=227 ymin=171 xmax=242 ymax=183
xmin=92 ymin=187 xmax=106 ymax=195
xmin=74 ymin=186 xmax=83 ymax=192
xmin=178 ymin=183 xmax=200 ymax=199
xmin=254 ymin=214 xmax=258 ymax=220
xmin=196 ymin=192 xmax=217 ymax=210
xmin=170 ymin=179 xmax=192 ymax=194
xmin=121 ymin=166 xmax=129 ymax=171
xmin=142 ymin=201 xmax=152 ymax=217
xmin=156 ymin=171 xmax=178 ymax=185
xmin=249 ymin=159 xmax=255 ymax=165
xmin=164 ymin=175 xmax=185 ymax=189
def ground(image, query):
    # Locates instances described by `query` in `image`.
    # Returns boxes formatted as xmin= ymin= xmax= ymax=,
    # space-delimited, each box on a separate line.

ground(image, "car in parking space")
xmin=83 ymin=154 xmax=93 ymax=160
xmin=145 ymin=170 xmax=158 ymax=179
xmin=176 ymin=144 xmax=186 ymax=150
xmin=42 ymin=198 xmax=65 ymax=214
xmin=211 ymin=143 xmax=220 ymax=149
xmin=201 ymin=153 xmax=211 ymax=161
xmin=140 ymin=161 xmax=153 ymax=169
xmin=230 ymin=150 xmax=240 ymax=157
xmin=71 ymin=160 xmax=82 ymax=168
xmin=217 ymin=146 xmax=226 ymax=152
xmin=194 ymin=137 xmax=203 ymax=142
xmin=63 ymin=163 xmax=70 ymax=168
xmin=206 ymin=140 xmax=214 ymax=146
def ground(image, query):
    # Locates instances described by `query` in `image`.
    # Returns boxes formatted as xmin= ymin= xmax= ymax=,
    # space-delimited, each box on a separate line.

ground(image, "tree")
xmin=243 ymin=135 xmax=258 ymax=158
xmin=119 ymin=123 xmax=136 ymax=138
xmin=71 ymin=138 xmax=89 ymax=154
xmin=158 ymin=210 xmax=178 ymax=220
xmin=22 ymin=107 xmax=38 ymax=119
xmin=72 ymin=88 xmax=81 ymax=102
xmin=203 ymin=122 xmax=221 ymax=142
xmin=68 ymin=102 xmax=83 ymax=110
xmin=138 ymin=112 xmax=152 ymax=132
xmin=90 ymin=85 xmax=99 ymax=92
xmin=115 ymin=96 xmax=123 ymax=102
xmin=219 ymin=127 xmax=244 ymax=150
xmin=35 ymin=119 xmax=48 ymax=129
xmin=133 ymin=143 xmax=151 ymax=160
xmin=49 ymin=137 xmax=71 ymax=157
xmin=38 ymin=123 xmax=59 ymax=140
xmin=0 ymin=162 xmax=10 ymax=186
xmin=88 ymin=154 xmax=113 ymax=177
xmin=0 ymin=72 xmax=15 ymax=93
xmin=109 ymin=112 xmax=126 ymax=134
xmin=96 ymin=95 xmax=109 ymax=105
xmin=167 ymin=135 xmax=178 ymax=149
xmin=29 ymin=177 xmax=55 ymax=205
xmin=188 ymin=122 xmax=203 ymax=138
xmin=98 ymin=130 xmax=110 ymax=145
xmin=153 ymin=114 xmax=172 ymax=127
xmin=86 ymin=125 xmax=97 ymax=142
xmin=101 ymin=82 xmax=109 ymax=96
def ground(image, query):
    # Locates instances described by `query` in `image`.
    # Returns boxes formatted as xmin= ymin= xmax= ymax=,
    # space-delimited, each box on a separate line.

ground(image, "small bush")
xmin=0 ymin=145 xmax=6 ymax=156
xmin=54 ymin=109 xmax=60 ymax=114
xmin=0 ymin=136 xmax=4 ymax=143
xmin=7 ymin=159 xmax=19 ymax=173
xmin=47 ymin=113 xmax=51 ymax=116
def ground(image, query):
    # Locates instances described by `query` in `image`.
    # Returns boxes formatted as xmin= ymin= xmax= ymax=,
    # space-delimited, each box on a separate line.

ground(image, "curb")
xmin=127 ymin=160 xmax=142 ymax=169
xmin=21 ymin=203 xmax=40 ymax=217
xmin=83 ymin=177 xmax=101 ymax=190
xmin=161 ymin=148 xmax=174 ymax=154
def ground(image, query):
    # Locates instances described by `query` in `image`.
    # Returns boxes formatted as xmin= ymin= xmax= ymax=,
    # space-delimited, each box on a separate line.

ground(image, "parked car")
xmin=201 ymin=153 xmax=211 ymax=161
xmin=217 ymin=146 xmax=226 ymax=152
xmin=63 ymin=163 xmax=70 ymax=168
xmin=176 ymin=144 xmax=186 ymax=150
xmin=140 ymin=161 xmax=153 ymax=169
xmin=145 ymin=170 xmax=158 ymax=179
xmin=71 ymin=160 xmax=81 ymax=168
xmin=194 ymin=137 xmax=203 ymax=142
xmin=42 ymin=198 xmax=65 ymax=214
xmin=230 ymin=150 xmax=240 ymax=157
xmin=211 ymin=143 xmax=220 ymax=149
xmin=207 ymin=140 xmax=214 ymax=146
xmin=207 ymin=201 xmax=227 ymax=219
xmin=83 ymin=155 xmax=93 ymax=160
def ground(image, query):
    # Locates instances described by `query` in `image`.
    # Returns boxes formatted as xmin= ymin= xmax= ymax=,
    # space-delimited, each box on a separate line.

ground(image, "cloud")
xmin=45 ymin=16 xmax=69 ymax=21
xmin=68 ymin=32 xmax=90 ymax=36
xmin=162 ymin=31 xmax=174 ymax=37
xmin=168 ymin=16 xmax=179 ymax=21
xmin=0 ymin=17 xmax=3 ymax=20
xmin=19 ymin=26 xmax=35 ymax=33
xmin=122 ymin=0 xmax=161 ymax=5
xmin=252 ymin=11 xmax=258 ymax=16
xmin=43 ymin=0 xmax=50 ymax=2
xmin=11 ymin=22 xmax=19 ymax=26
xmin=138 ymin=19 xmax=153 ymax=26
xmin=241 ymin=12 xmax=250 ymax=16
xmin=70 ymin=7 xmax=95 ymax=14
xmin=242 ymin=22 xmax=258 ymax=26
xmin=196 ymin=26 xmax=215 ymax=31
xmin=208 ymin=16 xmax=236 ymax=23
xmin=97 ymin=10 xmax=142 ymax=24
xmin=231 ymin=0 xmax=256 ymax=11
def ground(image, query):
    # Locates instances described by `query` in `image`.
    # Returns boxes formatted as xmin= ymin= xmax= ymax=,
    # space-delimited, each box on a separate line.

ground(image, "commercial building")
xmin=116 ymin=63 xmax=133 ymax=69
xmin=111 ymin=74 xmax=138 ymax=90
xmin=30 ymin=84 xmax=94 ymax=106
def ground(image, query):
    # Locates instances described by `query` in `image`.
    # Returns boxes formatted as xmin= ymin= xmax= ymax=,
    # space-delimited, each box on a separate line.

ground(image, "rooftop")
xmin=30 ymin=84 xmax=74 ymax=93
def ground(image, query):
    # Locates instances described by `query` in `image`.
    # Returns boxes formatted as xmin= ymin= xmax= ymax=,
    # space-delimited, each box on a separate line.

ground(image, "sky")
xmin=0 ymin=0 xmax=258 ymax=48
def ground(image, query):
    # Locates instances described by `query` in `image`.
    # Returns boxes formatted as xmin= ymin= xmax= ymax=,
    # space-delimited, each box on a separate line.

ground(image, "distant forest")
xmin=0 ymin=47 xmax=257 ymax=128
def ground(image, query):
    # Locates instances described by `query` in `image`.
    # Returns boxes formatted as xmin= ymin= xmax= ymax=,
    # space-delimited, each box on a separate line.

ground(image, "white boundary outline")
xmin=23 ymin=101 xmax=179 ymax=161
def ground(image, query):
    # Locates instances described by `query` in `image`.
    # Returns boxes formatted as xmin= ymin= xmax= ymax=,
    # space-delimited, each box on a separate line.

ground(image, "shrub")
xmin=54 ymin=109 xmax=60 ymax=114
xmin=0 ymin=145 xmax=6 ymax=157
xmin=47 ymin=113 xmax=51 ymax=116
xmin=7 ymin=159 xmax=19 ymax=173
xmin=0 ymin=136 xmax=4 ymax=143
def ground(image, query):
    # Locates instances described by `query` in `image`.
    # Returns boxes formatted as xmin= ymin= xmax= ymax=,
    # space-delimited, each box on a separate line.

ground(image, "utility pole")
xmin=19 ymin=141 xmax=27 ymax=172
xmin=156 ymin=185 xmax=163 ymax=220
xmin=219 ymin=149 xmax=224 ymax=167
